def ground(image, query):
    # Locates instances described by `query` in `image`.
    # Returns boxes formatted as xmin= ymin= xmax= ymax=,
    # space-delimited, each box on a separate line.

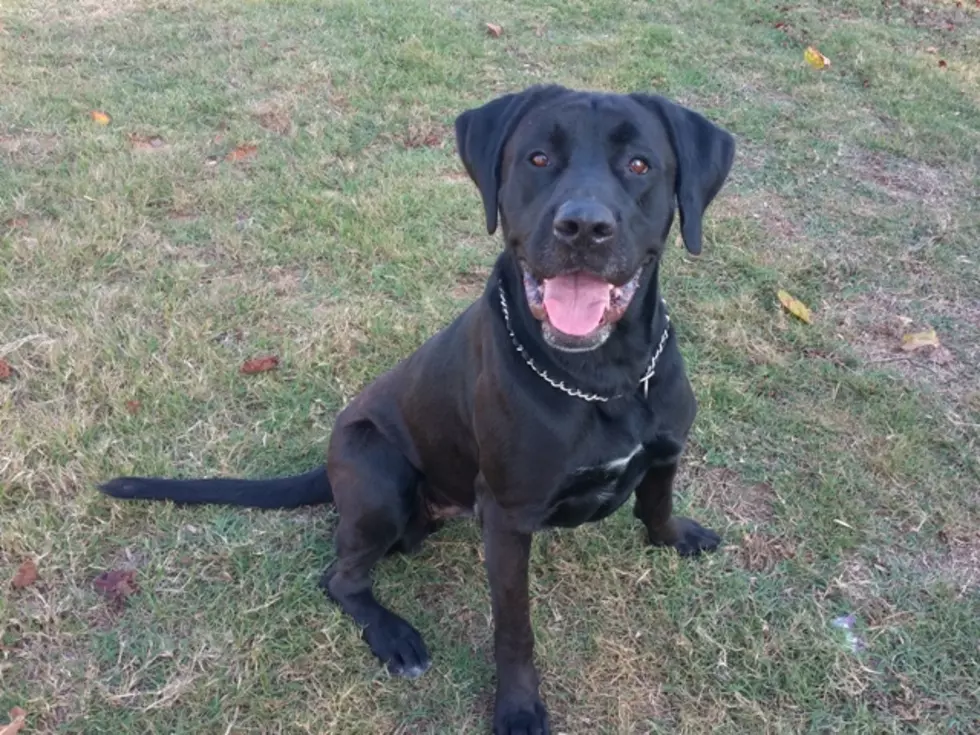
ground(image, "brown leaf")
xmin=0 ymin=358 xmax=12 ymax=381
xmin=938 ymin=59 xmax=948 ymax=68
xmin=94 ymin=569 xmax=140 ymax=602
xmin=90 ymin=110 xmax=111 ymax=125
xmin=11 ymin=560 xmax=38 ymax=589
xmin=900 ymin=329 xmax=940 ymax=352
xmin=4 ymin=217 xmax=28 ymax=229
xmin=485 ymin=22 xmax=503 ymax=37
xmin=125 ymin=400 xmax=141 ymax=414
xmin=0 ymin=707 xmax=26 ymax=735
xmin=240 ymin=355 xmax=280 ymax=374
xmin=226 ymin=143 xmax=258 ymax=162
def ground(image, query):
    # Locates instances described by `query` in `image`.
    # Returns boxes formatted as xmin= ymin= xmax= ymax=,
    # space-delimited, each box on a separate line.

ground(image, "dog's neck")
xmin=490 ymin=251 xmax=669 ymax=400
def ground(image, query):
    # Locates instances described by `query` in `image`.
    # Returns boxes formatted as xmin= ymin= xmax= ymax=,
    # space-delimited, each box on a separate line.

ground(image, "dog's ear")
xmin=630 ymin=94 xmax=735 ymax=255
xmin=455 ymin=85 xmax=566 ymax=234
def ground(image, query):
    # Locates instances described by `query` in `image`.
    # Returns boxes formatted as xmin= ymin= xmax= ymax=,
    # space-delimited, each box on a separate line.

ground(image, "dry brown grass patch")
xmin=681 ymin=462 xmax=779 ymax=529
xmin=829 ymin=287 xmax=977 ymax=396
xmin=732 ymin=531 xmax=798 ymax=573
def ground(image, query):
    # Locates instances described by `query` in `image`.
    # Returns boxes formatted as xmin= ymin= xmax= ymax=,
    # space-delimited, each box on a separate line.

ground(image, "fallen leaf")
xmin=804 ymin=46 xmax=830 ymax=69
xmin=90 ymin=110 xmax=111 ymax=125
xmin=0 ymin=359 xmax=12 ymax=381
xmin=938 ymin=59 xmax=948 ymax=68
xmin=4 ymin=217 xmax=28 ymax=229
xmin=485 ymin=22 xmax=503 ymax=37
xmin=128 ymin=133 xmax=166 ymax=151
xmin=240 ymin=355 xmax=279 ymax=374
xmin=0 ymin=707 xmax=26 ymax=735
xmin=777 ymin=290 xmax=812 ymax=324
xmin=94 ymin=569 xmax=139 ymax=602
xmin=125 ymin=400 xmax=141 ymax=414
xmin=901 ymin=329 xmax=940 ymax=352
xmin=226 ymin=143 xmax=258 ymax=162
xmin=11 ymin=560 xmax=38 ymax=589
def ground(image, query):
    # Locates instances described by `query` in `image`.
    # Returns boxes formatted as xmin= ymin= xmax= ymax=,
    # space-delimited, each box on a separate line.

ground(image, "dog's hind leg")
xmin=318 ymin=420 xmax=432 ymax=677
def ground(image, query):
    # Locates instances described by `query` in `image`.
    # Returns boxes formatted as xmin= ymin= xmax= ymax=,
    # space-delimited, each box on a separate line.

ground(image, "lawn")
xmin=2 ymin=0 xmax=978 ymax=732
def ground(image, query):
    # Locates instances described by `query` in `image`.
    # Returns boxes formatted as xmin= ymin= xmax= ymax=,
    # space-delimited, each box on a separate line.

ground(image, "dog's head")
xmin=455 ymin=85 xmax=735 ymax=352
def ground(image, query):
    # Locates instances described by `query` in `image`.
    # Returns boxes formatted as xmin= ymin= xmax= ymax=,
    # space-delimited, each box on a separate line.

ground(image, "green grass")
xmin=2 ymin=0 xmax=979 ymax=732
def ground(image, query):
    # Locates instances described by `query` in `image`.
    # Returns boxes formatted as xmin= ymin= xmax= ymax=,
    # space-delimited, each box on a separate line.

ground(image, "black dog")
xmin=101 ymin=84 xmax=735 ymax=734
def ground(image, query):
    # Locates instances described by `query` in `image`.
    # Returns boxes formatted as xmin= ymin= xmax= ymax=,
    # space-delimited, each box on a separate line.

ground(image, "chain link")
xmin=497 ymin=282 xmax=670 ymax=403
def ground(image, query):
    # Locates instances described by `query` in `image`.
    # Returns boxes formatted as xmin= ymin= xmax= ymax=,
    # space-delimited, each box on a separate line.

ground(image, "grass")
xmin=2 ymin=0 xmax=979 ymax=732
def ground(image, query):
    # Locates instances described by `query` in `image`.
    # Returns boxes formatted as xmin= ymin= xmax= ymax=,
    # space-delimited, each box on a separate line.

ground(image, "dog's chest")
xmin=542 ymin=439 xmax=670 ymax=528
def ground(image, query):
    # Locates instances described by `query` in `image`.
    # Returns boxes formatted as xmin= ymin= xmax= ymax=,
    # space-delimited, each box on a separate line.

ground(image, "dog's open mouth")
xmin=522 ymin=266 xmax=641 ymax=351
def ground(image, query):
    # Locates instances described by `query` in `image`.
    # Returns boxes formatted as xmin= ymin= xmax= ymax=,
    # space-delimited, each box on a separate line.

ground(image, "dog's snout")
xmin=553 ymin=200 xmax=617 ymax=246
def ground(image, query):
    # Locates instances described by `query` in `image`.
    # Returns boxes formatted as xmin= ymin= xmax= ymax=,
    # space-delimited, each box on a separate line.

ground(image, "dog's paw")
xmin=493 ymin=696 xmax=550 ymax=735
xmin=362 ymin=612 xmax=431 ymax=678
xmin=654 ymin=516 xmax=721 ymax=557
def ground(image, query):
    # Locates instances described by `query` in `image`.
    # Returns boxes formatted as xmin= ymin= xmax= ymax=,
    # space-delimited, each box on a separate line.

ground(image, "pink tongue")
xmin=542 ymin=273 xmax=612 ymax=336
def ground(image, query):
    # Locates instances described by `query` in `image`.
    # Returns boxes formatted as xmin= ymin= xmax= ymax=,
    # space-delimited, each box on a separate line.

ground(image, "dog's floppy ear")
xmin=630 ymin=94 xmax=735 ymax=255
xmin=455 ymin=85 xmax=566 ymax=234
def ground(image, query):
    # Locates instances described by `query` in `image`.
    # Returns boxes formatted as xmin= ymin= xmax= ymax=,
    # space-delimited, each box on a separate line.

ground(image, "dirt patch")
xmin=0 ymin=132 xmax=59 ymax=161
xmin=915 ymin=529 xmax=980 ymax=595
xmin=709 ymin=190 xmax=804 ymax=251
xmin=250 ymin=97 xmax=295 ymax=137
xmin=841 ymin=146 xmax=960 ymax=209
xmin=399 ymin=122 xmax=449 ymax=150
xmin=829 ymin=287 xmax=977 ymax=396
xmin=450 ymin=267 xmax=491 ymax=301
xmin=732 ymin=531 xmax=798 ymax=572
xmin=680 ymin=463 xmax=779 ymax=528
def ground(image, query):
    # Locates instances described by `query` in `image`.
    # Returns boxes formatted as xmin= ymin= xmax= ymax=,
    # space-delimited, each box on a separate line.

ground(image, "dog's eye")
xmin=529 ymin=152 xmax=550 ymax=168
xmin=628 ymin=158 xmax=650 ymax=175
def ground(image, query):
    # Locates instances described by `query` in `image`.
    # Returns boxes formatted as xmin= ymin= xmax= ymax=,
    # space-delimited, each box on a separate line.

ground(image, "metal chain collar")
xmin=497 ymin=282 xmax=671 ymax=403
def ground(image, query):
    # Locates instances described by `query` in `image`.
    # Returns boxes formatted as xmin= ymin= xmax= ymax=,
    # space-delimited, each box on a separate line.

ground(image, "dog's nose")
xmin=553 ymin=200 xmax=617 ymax=246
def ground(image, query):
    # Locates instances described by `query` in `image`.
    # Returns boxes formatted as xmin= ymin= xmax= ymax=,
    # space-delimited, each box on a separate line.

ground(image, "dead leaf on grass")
xmin=94 ymin=569 xmax=140 ymax=602
xmin=804 ymin=46 xmax=830 ymax=69
xmin=0 ymin=707 xmax=26 ymax=735
xmin=938 ymin=59 xmax=948 ymax=69
xmin=485 ymin=22 xmax=503 ymax=37
xmin=125 ymin=400 xmax=141 ymax=414
xmin=11 ymin=560 xmax=38 ymax=589
xmin=0 ymin=358 xmax=13 ymax=381
xmin=777 ymin=289 xmax=812 ymax=324
xmin=90 ymin=110 xmax=111 ymax=125
xmin=4 ymin=217 xmax=28 ymax=229
xmin=226 ymin=143 xmax=258 ymax=162
xmin=241 ymin=355 xmax=279 ymax=374
xmin=128 ymin=133 xmax=166 ymax=151
xmin=901 ymin=329 xmax=940 ymax=352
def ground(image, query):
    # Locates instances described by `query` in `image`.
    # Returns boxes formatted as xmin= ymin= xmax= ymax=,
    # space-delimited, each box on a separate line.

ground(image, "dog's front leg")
xmin=633 ymin=461 xmax=721 ymax=557
xmin=479 ymin=484 xmax=549 ymax=735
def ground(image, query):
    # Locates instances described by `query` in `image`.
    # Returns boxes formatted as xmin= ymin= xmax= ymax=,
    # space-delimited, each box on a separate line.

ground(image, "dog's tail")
xmin=98 ymin=466 xmax=332 ymax=509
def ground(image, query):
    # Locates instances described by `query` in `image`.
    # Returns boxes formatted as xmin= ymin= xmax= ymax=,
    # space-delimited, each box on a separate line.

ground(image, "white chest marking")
xmin=602 ymin=444 xmax=644 ymax=474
